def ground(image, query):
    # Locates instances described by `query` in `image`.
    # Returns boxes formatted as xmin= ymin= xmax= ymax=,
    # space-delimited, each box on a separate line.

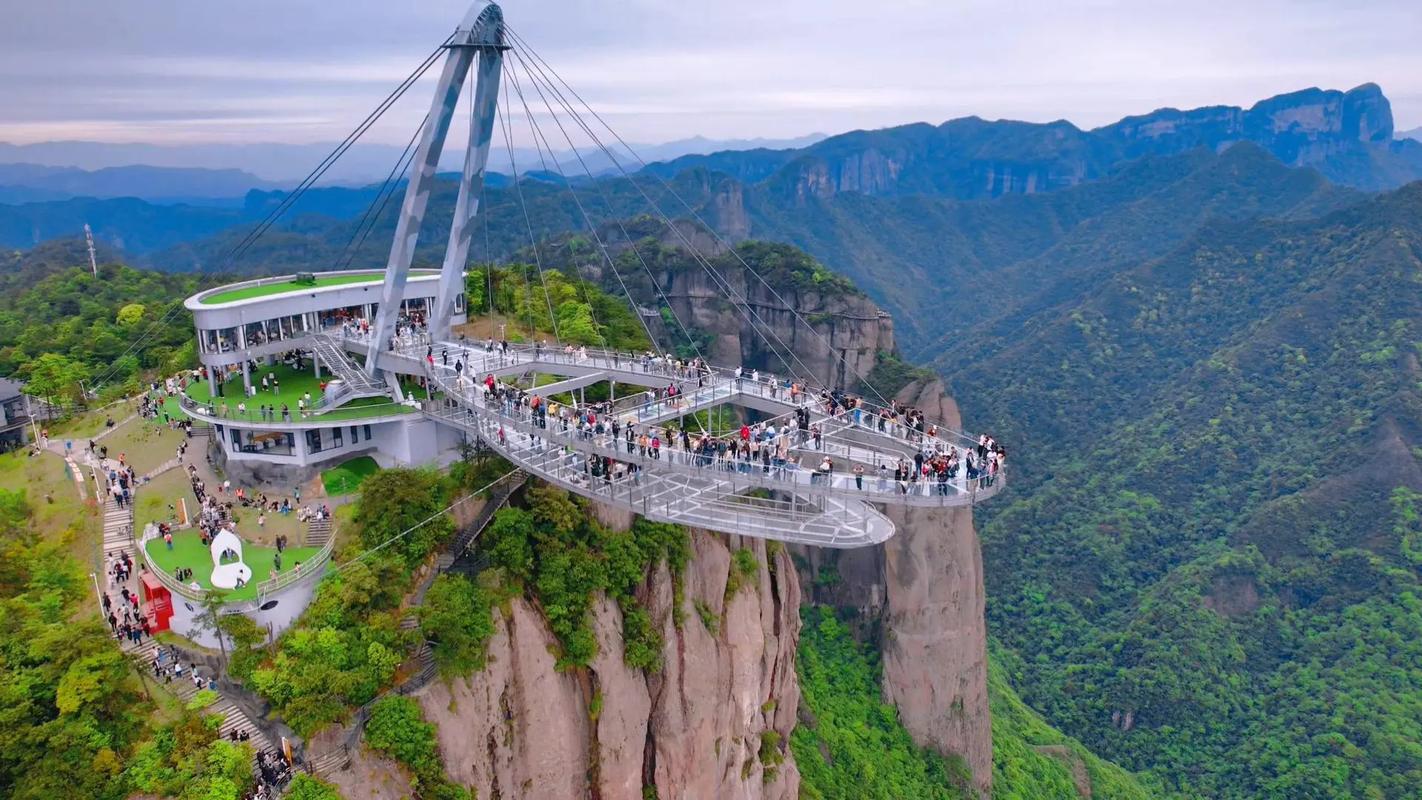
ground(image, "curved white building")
xmin=182 ymin=269 xmax=469 ymax=482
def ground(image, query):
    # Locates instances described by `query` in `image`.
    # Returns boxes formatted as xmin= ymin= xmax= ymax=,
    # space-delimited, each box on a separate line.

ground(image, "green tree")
xmin=419 ymin=574 xmax=496 ymax=677
xmin=352 ymin=468 xmax=453 ymax=568
xmin=21 ymin=352 xmax=87 ymax=408
xmin=285 ymin=773 xmax=345 ymax=800
xmin=115 ymin=303 xmax=146 ymax=326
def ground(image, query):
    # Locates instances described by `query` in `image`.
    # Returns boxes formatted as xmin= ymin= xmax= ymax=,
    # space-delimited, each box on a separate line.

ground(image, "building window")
xmin=285 ymin=432 xmax=295 ymax=450
xmin=230 ymin=427 xmax=241 ymax=451
xmin=332 ymin=427 xmax=343 ymax=449
xmin=350 ymin=425 xmax=359 ymax=443
xmin=306 ymin=429 xmax=322 ymax=454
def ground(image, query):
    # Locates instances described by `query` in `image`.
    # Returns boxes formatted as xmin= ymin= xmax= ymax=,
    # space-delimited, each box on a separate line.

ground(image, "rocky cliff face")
xmin=416 ymin=525 xmax=801 ymax=800
xmin=794 ymin=376 xmax=993 ymax=797
xmin=650 ymin=263 xmax=894 ymax=390
xmin=1102 ymin=82 xmax=1396 ymax=166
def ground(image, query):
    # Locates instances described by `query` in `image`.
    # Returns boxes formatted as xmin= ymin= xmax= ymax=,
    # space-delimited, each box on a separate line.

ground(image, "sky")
xmin=1 ymin=0 xmax=1419 ymax=151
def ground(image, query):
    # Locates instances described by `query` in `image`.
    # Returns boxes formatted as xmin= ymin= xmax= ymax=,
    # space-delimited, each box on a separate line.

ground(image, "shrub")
xmin=284 ymin=773 xmax=345 ymax=800
xmin=420 ymin=574 xmax=496 ymax=677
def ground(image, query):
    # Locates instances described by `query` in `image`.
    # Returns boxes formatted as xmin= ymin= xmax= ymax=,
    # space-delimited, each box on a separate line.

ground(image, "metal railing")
xmin=423 ymin=368 xmax=1002 ymax=509
xmin=175 ymin=393 xmax=418 ymax=427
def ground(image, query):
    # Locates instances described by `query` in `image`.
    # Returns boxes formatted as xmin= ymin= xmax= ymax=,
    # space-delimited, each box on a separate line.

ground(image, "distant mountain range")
xmin=652 ymin=83 xmax=1418 ymax=197
xmin=0 ymin=132 xmax=828 ymax=187
xmin=0 ymin=163 xmax=281 ymax=205
xmin=1401 ymin=126 xmax=1422 ymax=142
xmin=0 ymin=82 xmax=1417 ymax=271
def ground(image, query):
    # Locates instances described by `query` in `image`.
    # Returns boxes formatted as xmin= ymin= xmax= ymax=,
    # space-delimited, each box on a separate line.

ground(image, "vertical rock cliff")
xmin=415 ymin=526 xmax=801 ymax=800
xmin=793 ymin=376 xmax=993 ymax=797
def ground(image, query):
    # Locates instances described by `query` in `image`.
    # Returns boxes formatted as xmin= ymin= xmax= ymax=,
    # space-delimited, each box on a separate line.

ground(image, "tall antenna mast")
xmin=83 ymin=224 xmax=98 ymax=277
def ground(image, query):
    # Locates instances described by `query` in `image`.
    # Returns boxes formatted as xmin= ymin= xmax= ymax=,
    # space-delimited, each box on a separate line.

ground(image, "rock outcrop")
xmin=651 ymin=262 xmax=894 ymax=390
xmin=1101 ymin=82 xmax=1396 ymax=166
xmin=415 ymin=525 xmax=801 ymax=800
xmin=794 ymin=376 xmax=993 ymax=797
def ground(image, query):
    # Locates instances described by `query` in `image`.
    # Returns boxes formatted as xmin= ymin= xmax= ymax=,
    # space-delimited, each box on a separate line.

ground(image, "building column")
xmin=206 ymin=366 xmax=217 ymax=397
xmin=294 ymin=426 xmax=309 ymax=466
xmin=241 ymin=360 xmax=251 ymax=395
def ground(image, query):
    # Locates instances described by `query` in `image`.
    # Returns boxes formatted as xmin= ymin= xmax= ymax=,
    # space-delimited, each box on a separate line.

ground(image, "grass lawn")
xmin=134 ymin=468 xmax=195 ymax=533
xmin=46 ymin=403 xmax=139 ymax=440
xmin=199 ymin=273 xmax=383 ymax=305
xmin=184 ymin=363 xmax=415 ymax=423
xmin=134 ymin=467 xmax=307 ymax=549
xmin=143 ymin=528 xmax=319 ymax=601
xmin=321 ymin=456 xmax=379 ymax=496
xmin=0 ymin=450 xmax=96 ymax=547
xmin=99 ymin=416 xmax=188 ymax=476
xmin=199 ymin=269 xmax=441 ymax=304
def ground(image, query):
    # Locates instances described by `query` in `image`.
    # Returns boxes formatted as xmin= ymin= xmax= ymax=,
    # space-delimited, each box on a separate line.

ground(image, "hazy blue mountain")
xmin=0 ymin=132 xmax=828 ymax=185
xmin=652 ymin=83 xmax=1422 ymax=199
xmin=1400 ymin=126 xmax=1422 ymax=142
xmin=0 ymin=184 xmax=71 ymax=204
xmin=0 ymin=163 xmax=279 ymax=203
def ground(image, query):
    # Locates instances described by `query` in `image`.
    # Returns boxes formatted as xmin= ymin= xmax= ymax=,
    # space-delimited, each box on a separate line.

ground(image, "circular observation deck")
xmin=349 ymin=333 xmax=1005 ymax=548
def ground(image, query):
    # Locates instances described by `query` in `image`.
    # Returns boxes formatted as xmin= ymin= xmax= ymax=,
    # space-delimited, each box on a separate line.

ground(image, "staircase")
xmin=397 ymin=613 xmax=438 ymax=695
xmin=305 ymin=516 xmax=332 ymax=548
xmin=100 ymin=491 xmax=275 ymax=775
xmin=308 ymin=334 xmax=388 ymax=409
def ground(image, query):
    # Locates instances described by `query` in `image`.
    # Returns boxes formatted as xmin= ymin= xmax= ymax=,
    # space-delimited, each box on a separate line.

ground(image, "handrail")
xmin=257 ymin=534 xmax=336 ymax=598
xmin=383 ymin=335 xmax=989 ymax=452
xmin=422 ymin=366 xmax=1003 ymax=508
xmin=176 ymin=392 xmax=418 ymax=427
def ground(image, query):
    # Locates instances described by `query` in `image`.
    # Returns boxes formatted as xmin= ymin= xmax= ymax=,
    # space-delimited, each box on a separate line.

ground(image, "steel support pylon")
xmin=365 ymin=1 xmax=506 ymax=379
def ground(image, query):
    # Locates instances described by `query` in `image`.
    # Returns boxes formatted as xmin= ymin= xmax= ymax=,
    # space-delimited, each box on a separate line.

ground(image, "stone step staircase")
xmin=305 ymin=517 xmax=332 ymax=548
xmin=397 ymin=613 xmax=438 ymax=695
xmin=101 ymin=493 xmax=275 ymax=774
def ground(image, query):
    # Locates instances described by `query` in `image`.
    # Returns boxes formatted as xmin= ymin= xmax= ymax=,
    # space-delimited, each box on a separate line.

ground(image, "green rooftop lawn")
xmin=199 ymin=273 xmax=382 ymax=305
xmin=183 ymin=363 xmax=415 ymax=423
xmin=143 ymin=527 xmax=320 ymax=601
xmin=198 ymin=270 xmax=442 ymax=305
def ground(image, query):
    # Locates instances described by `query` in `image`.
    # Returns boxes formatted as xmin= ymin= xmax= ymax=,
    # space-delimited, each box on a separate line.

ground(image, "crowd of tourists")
xmin=103 ymin=564 xmax=153 ymax=645
xmin=438 ymin=352 xmax=1005 ymax=499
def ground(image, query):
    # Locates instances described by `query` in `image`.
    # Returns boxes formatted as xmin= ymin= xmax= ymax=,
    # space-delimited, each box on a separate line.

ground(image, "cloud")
xmin=0 ymin=0 xmax=1417 ymax=147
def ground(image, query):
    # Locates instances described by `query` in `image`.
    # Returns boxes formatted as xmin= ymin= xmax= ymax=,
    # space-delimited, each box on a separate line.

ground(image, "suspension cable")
xmin=502 ymin=59 xmax=612 ymax=351
xmin=334 ymin=113 xmax=427 ymax=272
xmin=509 ymin=28 xmax=889 ymax=404
xmin=504 ymin=57 xmax=636 ymax=351
xmin=503 ymin=48 xmax=708 ymax=372
xmin=508 ymin=39 xmax=818 ymax=384
xmin=505 ymin=52 xmax=666 ymax=358
xmin=496 ymin=78 xmax=563 ymax=347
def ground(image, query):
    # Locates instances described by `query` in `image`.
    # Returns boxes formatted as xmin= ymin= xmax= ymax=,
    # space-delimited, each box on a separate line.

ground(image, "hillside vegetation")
xmin=950 ymin=181 xmax=1422 ymax=797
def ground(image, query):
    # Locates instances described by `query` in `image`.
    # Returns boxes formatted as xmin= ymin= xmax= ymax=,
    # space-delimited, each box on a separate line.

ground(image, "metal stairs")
xmin=308 ymin=334 xmax=389 ymax=411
